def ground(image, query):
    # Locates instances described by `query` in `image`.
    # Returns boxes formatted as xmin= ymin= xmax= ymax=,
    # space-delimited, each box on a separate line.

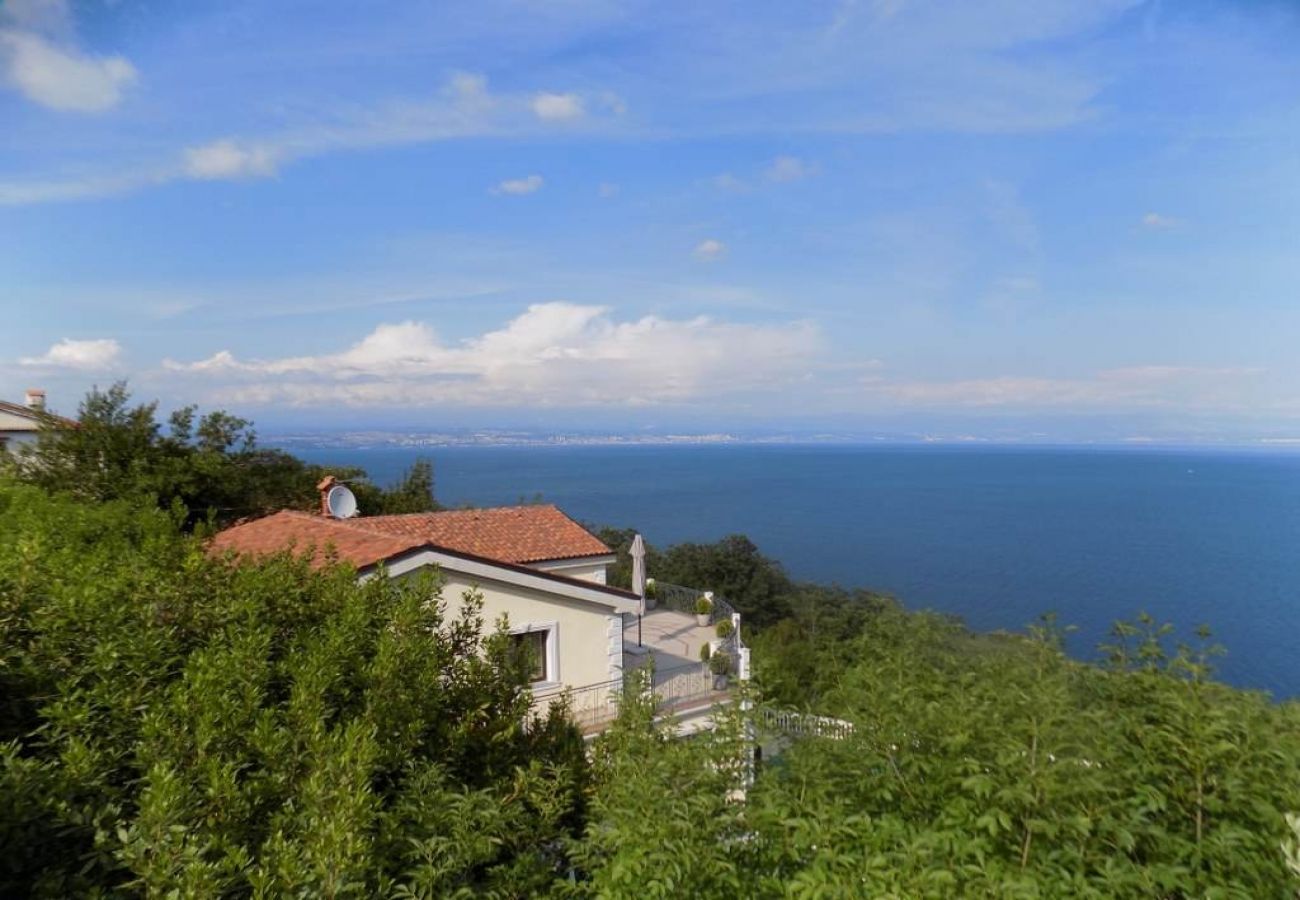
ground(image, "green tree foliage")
xmin=373 ymin=459 xmax=439 ymax=515
xmin=4 ymin=472 xmax=1299 ymax=896
xmin=746 ymin=609 xmax=1300 ymax=896
xmin=595 ymin=527 xmax=890 ymax=633
xmin=8 ymin=382 xmax=440 ymax=527
xmin=568 ymin=672 xmax=754 ymax=898
xmin=0 ymin=481 xmax=580 ymax=897
xmin=565 ymin=608 xmax=1300 ymax=897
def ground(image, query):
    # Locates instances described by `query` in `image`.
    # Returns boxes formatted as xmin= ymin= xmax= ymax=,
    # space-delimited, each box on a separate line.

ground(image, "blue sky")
xmin=2 ymin=0 xmax=1299 ymax=442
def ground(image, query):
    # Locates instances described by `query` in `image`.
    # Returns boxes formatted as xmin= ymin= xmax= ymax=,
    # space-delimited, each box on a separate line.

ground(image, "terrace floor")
xmin=537 ymin=607 xmax=730 ymax=737
xmin=622 ymin=606 xmax=714 ymax=671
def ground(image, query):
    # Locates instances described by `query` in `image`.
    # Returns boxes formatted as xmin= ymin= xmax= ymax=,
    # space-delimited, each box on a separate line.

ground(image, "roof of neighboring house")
xmin=210 ymin=504 xmax=612 ymax=569
xmin=0 ymin=399 xmax=75 ymax=430
xmin=356 ymin=505 xmax=613 ymax=563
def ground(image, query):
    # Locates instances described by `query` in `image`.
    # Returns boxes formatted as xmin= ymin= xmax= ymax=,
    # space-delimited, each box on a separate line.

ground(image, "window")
xmin=510 ymin=628 xmax=551 ymax=683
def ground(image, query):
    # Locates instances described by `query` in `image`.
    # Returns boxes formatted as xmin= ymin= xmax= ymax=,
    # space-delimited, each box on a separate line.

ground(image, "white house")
xmin=210 ymin=478 xmax=746 ymax=735
xmin=0 ymin=389 xmax=65 ymax=453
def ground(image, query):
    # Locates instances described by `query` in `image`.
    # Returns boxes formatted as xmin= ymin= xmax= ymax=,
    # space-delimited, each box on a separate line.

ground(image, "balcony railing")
xmin=533 ymin=659 xmax=728 ymax=734
xmin=651 ymin=580 xmax=739 ymax=628
xmin=756 ymin=707 xmax=856 ymax=741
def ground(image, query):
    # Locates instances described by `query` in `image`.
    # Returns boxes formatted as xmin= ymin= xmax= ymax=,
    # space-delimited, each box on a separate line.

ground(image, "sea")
xmin=289 ymin=444 xmax=1300 ymax=699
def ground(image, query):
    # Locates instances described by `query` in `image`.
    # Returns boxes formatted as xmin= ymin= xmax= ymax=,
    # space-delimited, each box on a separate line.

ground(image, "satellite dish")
xmin=325 ymin=484 xmax=358 ymax=519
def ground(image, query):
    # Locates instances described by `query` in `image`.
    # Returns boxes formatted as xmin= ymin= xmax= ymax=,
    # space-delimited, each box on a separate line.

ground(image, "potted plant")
xmin=694 ymin=595 xmax=713 ymax=627
xmin=699 ymin=642 xmax=712 ymax=663
xmin=715 ymin=619 xmax=734 ymax=640
xmin=644 ymin=578 xmax=658 ymax=611
xmin=708 ymin=651 xmax=731 ymax=689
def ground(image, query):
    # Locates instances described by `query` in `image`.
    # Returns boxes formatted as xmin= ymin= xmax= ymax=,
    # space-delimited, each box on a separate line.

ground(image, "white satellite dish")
xmin=325 ymin=484 xmax=358 ymax=519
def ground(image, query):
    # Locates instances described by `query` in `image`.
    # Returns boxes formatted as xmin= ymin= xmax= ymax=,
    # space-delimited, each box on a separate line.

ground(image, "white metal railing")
xmin=652 ymin=661 xmax=719 ymax=714
xmin=653 ymin=581 xmax=738 ymax=627
xmin=757 ymin=707 xmax=856 ymax=741
xmin=532 ymin=660 xmax=728 ymax=732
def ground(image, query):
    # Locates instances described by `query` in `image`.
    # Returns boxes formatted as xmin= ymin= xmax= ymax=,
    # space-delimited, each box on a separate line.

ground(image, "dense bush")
xmin=4 ymin=469 xmax=1299 ymax=895
xmin=575 ymin=610 xmax=1300 ymax=897
xmin=0 ymin=481 xmax=582 ymax=896
xmin=747 ymin=610 xmax=1300 ymax=896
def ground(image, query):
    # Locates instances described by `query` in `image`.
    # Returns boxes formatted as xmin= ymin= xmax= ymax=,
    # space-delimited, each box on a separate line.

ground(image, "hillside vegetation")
xmin=3 ymin=389 xmax=1299 ymax=895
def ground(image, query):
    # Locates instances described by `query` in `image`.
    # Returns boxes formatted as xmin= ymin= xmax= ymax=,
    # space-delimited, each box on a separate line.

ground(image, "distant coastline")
xmin=264 ymin=429 xmax=1300 ymax=453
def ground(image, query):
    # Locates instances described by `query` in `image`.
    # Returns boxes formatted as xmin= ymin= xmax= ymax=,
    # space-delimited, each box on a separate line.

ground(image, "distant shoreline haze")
xmin=265 ymin=429 xmax=1300 ymax=453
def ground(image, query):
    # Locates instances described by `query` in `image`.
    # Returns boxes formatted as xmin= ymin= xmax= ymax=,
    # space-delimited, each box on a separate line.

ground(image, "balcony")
xmin=531 ymin=583 xmax=747 ymax=736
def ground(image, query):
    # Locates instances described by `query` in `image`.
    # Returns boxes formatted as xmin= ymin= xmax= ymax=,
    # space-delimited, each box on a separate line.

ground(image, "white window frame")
xmin=509 ymin=619 xmax=560 ymax=689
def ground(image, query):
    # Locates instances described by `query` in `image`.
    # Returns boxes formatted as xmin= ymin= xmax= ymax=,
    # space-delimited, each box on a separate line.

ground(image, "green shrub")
xmin=694 ymin=595 xmax=713 ymax=616
xmin=699 ymin=643 xmax=712 ymax=662
xmin=715 ymin=619 xmax=734 ymax=639
xmin=0 ymin=480 xmax=583 ymax=897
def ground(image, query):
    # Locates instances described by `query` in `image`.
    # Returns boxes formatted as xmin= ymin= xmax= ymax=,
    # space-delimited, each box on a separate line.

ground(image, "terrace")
xmin=532 ymin=582 xmax=749 ymax=735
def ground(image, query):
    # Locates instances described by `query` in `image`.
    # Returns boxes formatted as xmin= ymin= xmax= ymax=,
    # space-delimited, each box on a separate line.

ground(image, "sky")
xmin=2 ymin=0 xmax=1299 ymax=443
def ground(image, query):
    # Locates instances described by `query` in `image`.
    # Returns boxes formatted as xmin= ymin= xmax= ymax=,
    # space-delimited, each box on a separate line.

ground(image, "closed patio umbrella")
xmin=630 ymin=533 xmax=646 ymax=646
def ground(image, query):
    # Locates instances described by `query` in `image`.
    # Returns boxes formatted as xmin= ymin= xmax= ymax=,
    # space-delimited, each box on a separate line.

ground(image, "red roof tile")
xmin=209 ymin=504 xmax=611 ymax=570
xmin=209 ymin=510 xmax=423 ymax=570
xmin=357 ymin=505 xmax=611 ymax=563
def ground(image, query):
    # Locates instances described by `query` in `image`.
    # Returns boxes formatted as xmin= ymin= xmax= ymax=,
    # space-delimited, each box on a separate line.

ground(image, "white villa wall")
xmin=0 ymin=431 xmax=37 ymax=453
xmin=0 ymin=409 xmax=40 ymax=453
xmin=529 ymin=555 xmax=613 ymax=585
xmin=0 ymin=410 xmax=38 ymax=431
xmin=403 ymin=568 xmax=623 ymax=692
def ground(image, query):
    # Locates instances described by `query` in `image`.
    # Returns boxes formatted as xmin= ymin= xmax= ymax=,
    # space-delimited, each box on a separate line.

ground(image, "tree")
xmin=9 ymin=383 xmax=440 ymax=528
xmin=374 ymin=458 xmax=440 ymax=514
xmin=0 ymin=479 xmax=583 ymax=896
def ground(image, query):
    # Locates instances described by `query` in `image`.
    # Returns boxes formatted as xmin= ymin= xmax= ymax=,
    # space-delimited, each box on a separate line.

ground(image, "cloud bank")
xmin=163 ymin=302 xmax=820 ymax=408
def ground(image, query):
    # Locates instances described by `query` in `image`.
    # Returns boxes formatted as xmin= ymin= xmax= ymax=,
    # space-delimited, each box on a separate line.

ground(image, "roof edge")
xmin=364 ymin=541 xmax=640 ymax=606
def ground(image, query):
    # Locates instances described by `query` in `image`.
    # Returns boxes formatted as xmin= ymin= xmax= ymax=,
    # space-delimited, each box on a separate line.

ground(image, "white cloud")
xmin=693 ymin=239 xmax=727 ymax=262
xmin=0 ymin=28 xmax=136 ymax=112
xmin=764 ymin=155 xmax=815 ymax=182
xmin=0 ymin=72 xmax=625 ymax=203
xmin=711 ymin=172 xmax=749 ymax=193
xmin=532 ymin=92 xmax=585 ymax=121
xmin=448 ymin=71 xmax=490 ymax=107
xmin=598 ymin=91 xmax=627 ymax=116
xmin=714 ymin=157 xmax=815 ymax=192
xmin=492 ymin=174 xmax=544 ymax=195
xmin=163 ymin=302 xmax=820 ymax=408
xmin=184 ymin=139 xmax=280 ymax=180
xmin=1142 ymin=212 xmax=1181 ymax=230
xmin=20 ymin=337 xmax=121 ymax=369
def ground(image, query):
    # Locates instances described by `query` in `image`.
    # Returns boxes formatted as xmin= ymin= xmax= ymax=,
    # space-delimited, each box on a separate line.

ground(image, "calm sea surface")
xmin=291 ymin=445 xmax=1300 ymax=698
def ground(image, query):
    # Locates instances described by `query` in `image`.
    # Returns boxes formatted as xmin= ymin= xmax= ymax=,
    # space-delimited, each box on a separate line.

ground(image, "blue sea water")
xmin=290 ymin=445 xmax=1300 ymax=698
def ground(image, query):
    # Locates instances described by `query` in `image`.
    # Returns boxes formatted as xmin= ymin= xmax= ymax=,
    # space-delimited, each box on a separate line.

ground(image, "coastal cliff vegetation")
xmin=2 ymin=389 xmax=1299 ymax=896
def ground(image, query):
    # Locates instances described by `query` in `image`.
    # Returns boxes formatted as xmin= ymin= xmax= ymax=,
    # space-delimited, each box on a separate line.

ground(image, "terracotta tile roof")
xmin=209 ymin=504 xmax=611 ymax=570
xmin=357 ymin=505 xmax=611 ymax=564
xmin=209 ymin=510 xmax=424 ymax=570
